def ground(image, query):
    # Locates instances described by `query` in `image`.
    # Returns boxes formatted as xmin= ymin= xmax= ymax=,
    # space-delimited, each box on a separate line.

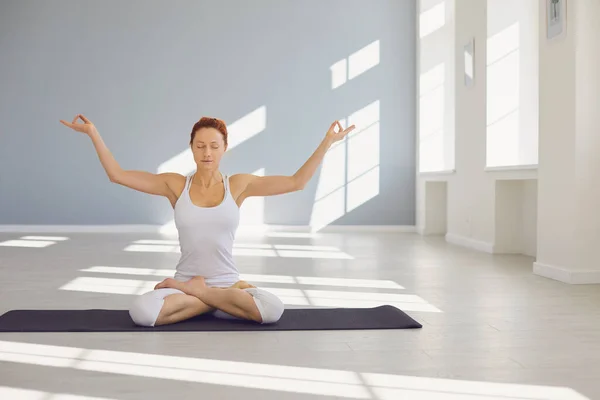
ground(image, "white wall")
xmin=521 ymin=179 xmax=538 ymax=257
xmin=0 ymin=0 xmax=417 ymax=228
xmin=534 ymin=0 xmax=577 ymax=275
xmin=573 ymin=0 xmax=600 ymax=276
xmin=494 ymin=181 xmax=523 ymax=254
xmin=417 ymin=0 xmax=538 ymax=257
xmin=447 ymin=0 xmax=494 ymax=250
xmin=534 ymin=0 xmax=600 ymax=283
xmin=418 ymin=0 xmax=600 ymax=283
xmin=494 ymin=179 xmax=537 ymax=256
xmin=423 ymin=181 xmax=447 ymax=235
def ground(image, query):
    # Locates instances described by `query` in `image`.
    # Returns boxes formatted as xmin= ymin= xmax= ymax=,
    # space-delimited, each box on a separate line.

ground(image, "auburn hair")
xmin=190 ymin=117 xmax=228 ymax=146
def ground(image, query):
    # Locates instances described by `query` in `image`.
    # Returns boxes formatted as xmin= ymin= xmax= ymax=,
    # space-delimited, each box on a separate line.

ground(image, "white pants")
xmin=129 ymin=287 xmax=285 ymax=327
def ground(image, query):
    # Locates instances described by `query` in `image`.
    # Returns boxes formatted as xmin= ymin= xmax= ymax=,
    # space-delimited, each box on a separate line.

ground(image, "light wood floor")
xmin=0 ymin=231 xmax=599 ymax=400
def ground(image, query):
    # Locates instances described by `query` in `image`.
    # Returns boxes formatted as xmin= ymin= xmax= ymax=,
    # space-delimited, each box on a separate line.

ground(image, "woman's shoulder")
xmin=163 ymin=173 xmax=188 ymax=202
xmin=228 ymin=173 xmax=253 ymax=182
xmin=228 ymin=173 xmax=254 ymax=200
xmin=228 ymin=173 xmax=256 ymax=187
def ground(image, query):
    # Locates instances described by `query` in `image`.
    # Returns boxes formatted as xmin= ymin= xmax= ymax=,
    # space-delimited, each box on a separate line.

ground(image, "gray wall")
xmin=0 ymin=0 xmax=416 ymax=226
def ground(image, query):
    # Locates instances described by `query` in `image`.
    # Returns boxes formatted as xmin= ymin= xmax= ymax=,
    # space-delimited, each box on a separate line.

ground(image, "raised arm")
xmin=235 ymin=121 xmax=355 ymax=200
xmin=60 ymin=114 xmax=181 ymax=201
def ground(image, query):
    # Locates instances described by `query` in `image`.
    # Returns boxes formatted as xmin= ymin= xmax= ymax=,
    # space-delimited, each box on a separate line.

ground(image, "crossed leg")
xmin=129 ymin=277 xmax=270 ymax=327
xmin=155 ymin=277 xmax=263 ymax=323
xmin=154 ymin=292 xmax=214 ymax=326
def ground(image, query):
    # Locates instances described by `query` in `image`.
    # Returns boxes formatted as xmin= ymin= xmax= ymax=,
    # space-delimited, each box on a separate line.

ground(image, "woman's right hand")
xmin=60 ymin=114 xmax=97 ymax=136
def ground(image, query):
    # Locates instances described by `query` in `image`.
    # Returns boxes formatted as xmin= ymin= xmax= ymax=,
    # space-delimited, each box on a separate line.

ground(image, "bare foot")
xmin=188 ymin=276 xmax=207 ymax=287
xmin=230 ymin=280 xmax=256 ymax=290
xmin=177 ymin=276 xmax=208 ymax=296
xmin=154 ymin=278 xmax=179 ymax=290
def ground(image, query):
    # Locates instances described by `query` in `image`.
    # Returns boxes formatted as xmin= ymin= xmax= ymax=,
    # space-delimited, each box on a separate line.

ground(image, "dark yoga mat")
xmin=0 ymin=305 xmax=421 ymax=332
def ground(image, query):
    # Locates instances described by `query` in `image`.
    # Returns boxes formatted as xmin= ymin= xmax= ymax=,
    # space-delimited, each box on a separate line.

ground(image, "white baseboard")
xmin=533 ymin=261 xmax=600 ymax=284
xmin=445 ymin=232 xmax=494 ymax=253
xmin=238 ymin=224 xmax=416 ymax=235
xmin=0 ymin=224 xmax=417 ymax=234
xmin=419 ymin=228 xmax=448 ymax=236
xmin=0 ymin=225 xmax=161 ymax=233
xmin=314 ymin=225 xmax=416 ymax=233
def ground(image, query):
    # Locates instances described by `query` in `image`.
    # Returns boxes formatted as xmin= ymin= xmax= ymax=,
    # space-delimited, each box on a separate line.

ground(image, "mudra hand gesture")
xmin=325 ymin=120 xmax=356 ymax=143
xmin=59 ymin=114 xmax=97 ymax=136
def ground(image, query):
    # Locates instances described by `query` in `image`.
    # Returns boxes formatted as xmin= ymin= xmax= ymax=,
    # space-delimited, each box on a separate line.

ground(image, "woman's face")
xmin=191 ymin=127 xmax=227 ymax=170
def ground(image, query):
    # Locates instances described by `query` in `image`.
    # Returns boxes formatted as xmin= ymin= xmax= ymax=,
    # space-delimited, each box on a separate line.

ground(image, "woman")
xmin=60 ymin=114 xmax=355 ymax=327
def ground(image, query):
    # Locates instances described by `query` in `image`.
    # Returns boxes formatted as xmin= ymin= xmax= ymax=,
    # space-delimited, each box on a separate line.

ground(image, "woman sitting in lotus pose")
xmin=60 ymin=114 xmax=355 ymax=326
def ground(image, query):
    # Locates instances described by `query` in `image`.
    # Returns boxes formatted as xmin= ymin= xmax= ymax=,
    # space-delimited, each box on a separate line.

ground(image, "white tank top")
xmin=173 ymin=173 xmax=240 ymax=287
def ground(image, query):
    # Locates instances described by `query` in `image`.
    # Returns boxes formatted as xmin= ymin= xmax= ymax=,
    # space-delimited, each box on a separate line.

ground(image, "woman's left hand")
xmin=325 ymin=120 xmax=356 ymax=143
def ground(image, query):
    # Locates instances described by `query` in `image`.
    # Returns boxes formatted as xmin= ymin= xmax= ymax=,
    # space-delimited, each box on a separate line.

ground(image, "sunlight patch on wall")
xmin=310 ymin=101 xmax=380 ymax=231
xmin=330 ymin=40 xmax=380 ymax=89
xmin=348 ymin=40 xmax=380 ymax=80
xmin=156 ymin=106 xmax=267 ymax=176
xmin=420 ymin=1 xmax=446 ymax=39
xmin=238 ymin=168 xmax=265 ymax=227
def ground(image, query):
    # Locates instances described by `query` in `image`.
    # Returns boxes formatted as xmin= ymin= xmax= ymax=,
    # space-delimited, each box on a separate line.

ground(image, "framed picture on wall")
xmin=547 ymin=0 xmax=566 ymax=40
